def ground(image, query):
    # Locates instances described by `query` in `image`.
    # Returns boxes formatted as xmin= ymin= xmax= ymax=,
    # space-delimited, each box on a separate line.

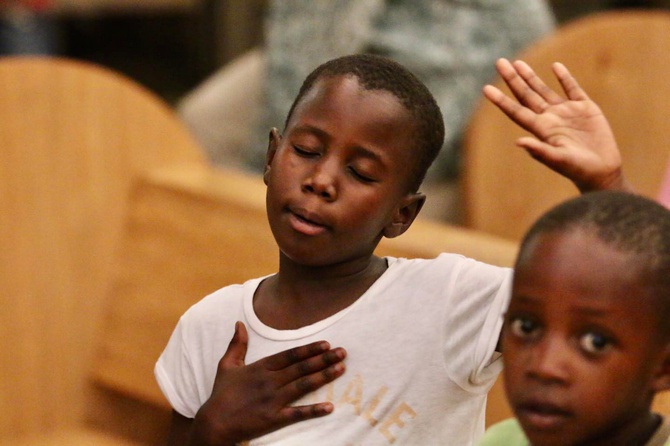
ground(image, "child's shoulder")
xmin=385 ymin=253 xmax=511 ymax=290
xmin=383 ymin=254 xmax=511 ymax=310
xmin=388 ymin=252 xmax=509 ymax=273
xmin=477 ymin=418 xmax=528 ymax=446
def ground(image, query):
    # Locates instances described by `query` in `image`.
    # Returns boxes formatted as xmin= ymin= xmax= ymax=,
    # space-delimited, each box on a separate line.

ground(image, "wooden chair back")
xmin=0 ymin=56 xmax=205 ymax=441
xmin=462 ymin=10 xmax=670 ymax=241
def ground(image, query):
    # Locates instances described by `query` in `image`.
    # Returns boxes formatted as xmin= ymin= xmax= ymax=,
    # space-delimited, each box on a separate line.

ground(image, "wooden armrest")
xmin=0 ymin=428 xmax=143 ymax=446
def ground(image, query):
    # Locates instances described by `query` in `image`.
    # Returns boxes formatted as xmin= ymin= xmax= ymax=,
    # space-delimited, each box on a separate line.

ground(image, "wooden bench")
xmin=3 ymin=161 xmax=523 ymax=445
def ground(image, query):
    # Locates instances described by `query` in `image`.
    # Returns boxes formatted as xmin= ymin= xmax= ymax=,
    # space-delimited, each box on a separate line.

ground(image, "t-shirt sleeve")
xmin=154 ymin=314 xmax=202 ymax=418
xmin=154 ymin=285 xmax=245 ymax=419
xmin=440 ymin=255 xmax=513 ymax=392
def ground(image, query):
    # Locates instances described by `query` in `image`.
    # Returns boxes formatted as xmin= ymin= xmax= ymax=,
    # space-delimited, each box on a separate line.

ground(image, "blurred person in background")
xmin=179 ymin=0 xmax=555 ymax=222
xmin=0 ymin=0 xmax=57 ymax=55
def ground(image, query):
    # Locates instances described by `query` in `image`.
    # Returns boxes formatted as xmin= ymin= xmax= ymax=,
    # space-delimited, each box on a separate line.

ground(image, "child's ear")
xmin=263 ymin=128 xmax=281 ymax=185
xmin=651 ymin=343 xmax=670 ymax=393
xmin=383 ymin=193 xmax=425 ymax=239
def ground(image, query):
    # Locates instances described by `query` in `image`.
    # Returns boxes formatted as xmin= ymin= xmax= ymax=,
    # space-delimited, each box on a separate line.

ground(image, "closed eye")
xmin=293 ymin=145 xmax=318 ymax=157
xmin=348 ymin=166 xmax=376 ymax=183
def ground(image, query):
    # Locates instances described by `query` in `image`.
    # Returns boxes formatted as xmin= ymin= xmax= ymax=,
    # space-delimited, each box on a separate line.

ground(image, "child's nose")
xmin=526 ymin=337 xmax=571 ymax=385
xmin=302 ymin=161 xmax=337 ymax=201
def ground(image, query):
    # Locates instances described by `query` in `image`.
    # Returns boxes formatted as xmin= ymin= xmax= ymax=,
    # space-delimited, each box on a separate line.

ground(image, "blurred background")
xmin=0 ymin=0 xmax=265 ymax=103
xmin=1 ymin=0 xmax=666 ymax=105
xmin=3 ymin=0 xmax=669 ymax=224
xmin=4 ymin=3 xmax=670 ymax=443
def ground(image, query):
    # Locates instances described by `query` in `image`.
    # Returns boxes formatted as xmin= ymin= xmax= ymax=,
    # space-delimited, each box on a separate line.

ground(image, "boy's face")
xmin=503 ymin=228 xmax=670 ymax=446
xmin=263 ymin=75 xmax=423 ymax=267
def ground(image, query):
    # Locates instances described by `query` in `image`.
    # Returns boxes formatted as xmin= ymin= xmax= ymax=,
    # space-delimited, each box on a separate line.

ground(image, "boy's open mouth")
xmin=516 ymin=401 xmax=572 ymax=431
xmin=288 ymin=209 xmax=329 ymax=236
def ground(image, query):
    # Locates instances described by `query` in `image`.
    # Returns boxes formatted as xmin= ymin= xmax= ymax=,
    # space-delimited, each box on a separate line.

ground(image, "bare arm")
xmin=483 ymin=58 xmax=634 ymax=194
xmin=166 ymin=321 xmax=346 ymax=446
xmin=166 ymin=411 xmax=196 ymax=446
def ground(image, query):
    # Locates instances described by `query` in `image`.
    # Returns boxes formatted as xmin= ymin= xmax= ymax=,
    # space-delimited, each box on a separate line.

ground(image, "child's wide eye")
xmin=508 ymin=316 xmax=539 ymax=339
xmin=579 ymin=332 xmax=612 ymax=355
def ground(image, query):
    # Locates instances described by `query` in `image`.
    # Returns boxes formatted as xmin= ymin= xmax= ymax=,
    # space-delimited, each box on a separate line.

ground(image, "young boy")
xmin=155 ymin=54 xmax=621 ymax=445
xmin=478 ymin=190 xmax=670 ymax=446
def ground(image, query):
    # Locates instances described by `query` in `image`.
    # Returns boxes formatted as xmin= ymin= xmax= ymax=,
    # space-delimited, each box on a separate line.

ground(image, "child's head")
xmin=502 ymin=190 xmax=670 ymax=446
xmin=283 ymin=54 xmax=445 ymax=192
xmin=264 ymin=54 xmax=444 ymax=267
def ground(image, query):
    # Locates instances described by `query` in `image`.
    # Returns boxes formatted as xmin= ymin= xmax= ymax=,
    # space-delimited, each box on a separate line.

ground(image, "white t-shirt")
xmin=155 ymin=254 xmax=512 ymax=445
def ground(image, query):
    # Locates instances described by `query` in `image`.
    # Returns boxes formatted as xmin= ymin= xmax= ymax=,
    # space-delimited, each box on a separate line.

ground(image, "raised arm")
xmin=167 ymin=322 xmax=346 ymax=446
xmin=483 ymin=58 xmax=633 ymax=193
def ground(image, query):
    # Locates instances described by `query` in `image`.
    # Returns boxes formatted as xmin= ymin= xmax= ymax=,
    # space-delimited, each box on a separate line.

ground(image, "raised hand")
xmin=483 ymin=58 xmax=632 ymax=193
xmin=186 ymin=321 xmax=346 ymax=446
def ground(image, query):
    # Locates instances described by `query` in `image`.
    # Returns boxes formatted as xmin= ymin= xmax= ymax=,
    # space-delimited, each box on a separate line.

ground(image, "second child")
xmin=479 ymin=190 xmax=670 ymax=446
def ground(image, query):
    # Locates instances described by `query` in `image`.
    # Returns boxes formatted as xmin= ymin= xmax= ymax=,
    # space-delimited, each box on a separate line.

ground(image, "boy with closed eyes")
xmin=155 ymin=55 xmax=625 ymax=445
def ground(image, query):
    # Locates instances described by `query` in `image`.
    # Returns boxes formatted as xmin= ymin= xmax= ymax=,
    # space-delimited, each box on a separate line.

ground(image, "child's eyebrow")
xmin=569 ymin=305 xmax=610 ymax=317
xmin=350 ymin=145 xmax=385 ymax=163
xmin=290 ymin=124 xmax=330 ymax=141
xmin=510 ymin=294 xmax=541 ymax=306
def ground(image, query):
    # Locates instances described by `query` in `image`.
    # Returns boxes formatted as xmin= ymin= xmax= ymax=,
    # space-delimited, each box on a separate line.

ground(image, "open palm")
xmin=483 ymin=59 xmax=629 ymax=193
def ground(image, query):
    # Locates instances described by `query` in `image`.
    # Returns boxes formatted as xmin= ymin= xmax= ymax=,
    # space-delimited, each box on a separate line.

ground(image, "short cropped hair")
xmin=518 ymin=190 xmax=670 ymax=336
xmin=284 ymin=54 xmax=445 ymax=192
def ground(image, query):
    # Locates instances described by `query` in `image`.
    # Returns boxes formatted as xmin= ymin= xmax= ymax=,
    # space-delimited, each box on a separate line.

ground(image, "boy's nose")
xmin=526 ymin=337 xmax=571 ymax=385
xmin=302 ymin=162 xmax=337 ymax=201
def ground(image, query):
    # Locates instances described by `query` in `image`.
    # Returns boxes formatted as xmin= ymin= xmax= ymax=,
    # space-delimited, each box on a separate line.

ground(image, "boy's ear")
xmin=651 ymin=343 xmax=670 ymax=393
xmin=263 ymin=128 xmax=281 ymax=185
xmin=382 ymin=192 xmax=425 ymax=239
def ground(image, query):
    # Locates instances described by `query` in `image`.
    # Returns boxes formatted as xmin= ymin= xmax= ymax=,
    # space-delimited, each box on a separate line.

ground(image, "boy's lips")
xmin=515 ymin=399 xmax=572 ymax=431
xmin=287 ymin=208 xmax=330 ymax=236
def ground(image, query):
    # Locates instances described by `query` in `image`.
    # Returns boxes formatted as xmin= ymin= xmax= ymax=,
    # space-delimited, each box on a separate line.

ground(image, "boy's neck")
xmin=253 ymin=255 xmax=388 ymax=330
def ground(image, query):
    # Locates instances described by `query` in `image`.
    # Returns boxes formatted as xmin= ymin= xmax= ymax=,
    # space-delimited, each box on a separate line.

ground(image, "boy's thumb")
xmin=219 ymin=321 xmax=249 ymax=369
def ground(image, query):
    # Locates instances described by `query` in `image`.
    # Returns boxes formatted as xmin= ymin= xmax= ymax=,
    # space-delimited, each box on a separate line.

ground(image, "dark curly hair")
xmin=517 ymin=190 xmax=670 ymax=337
xmin=284 ymin=54 xmax=445 ymax=192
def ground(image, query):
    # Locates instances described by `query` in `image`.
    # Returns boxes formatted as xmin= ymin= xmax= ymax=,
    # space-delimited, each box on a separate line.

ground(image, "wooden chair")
xmin=462 ymin=10 xmax=670 ymax=242
xmin=0 ymin=57 xmax=205 ymax=443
